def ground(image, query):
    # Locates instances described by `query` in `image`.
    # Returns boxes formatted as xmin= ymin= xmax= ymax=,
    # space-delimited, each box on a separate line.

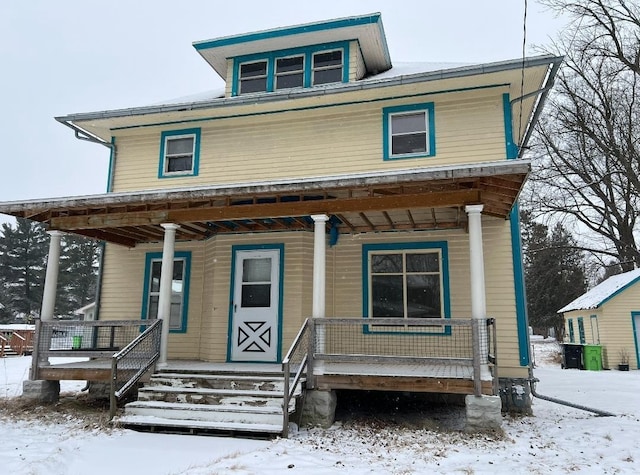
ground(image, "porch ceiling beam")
xmin=50 ymin=189 xmax=482 ymax=230
xmin=72 ymin=229 xmax=138 ymax=247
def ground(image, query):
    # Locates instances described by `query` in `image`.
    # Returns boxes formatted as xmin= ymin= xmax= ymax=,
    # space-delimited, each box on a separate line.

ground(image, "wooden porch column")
xmin=157 ymin=223 xmax=180 ymax=367
xmin=311 ymin=214 xmax=328 ymax=376
xmin=465 ymin=205 xmax=486 ymax=320
xmin=311 ymin=214 xmax=328 ymax=319
xmin=32 ymin=230 xmax=64 ymax=376
xmin=466 ymin=205 xmax=488 ymax=394
xmin=41 ymin=231 xmax=64 ymax=322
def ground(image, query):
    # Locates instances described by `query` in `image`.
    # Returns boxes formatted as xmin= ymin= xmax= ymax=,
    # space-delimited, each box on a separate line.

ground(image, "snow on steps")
xmin=114 ymin=369 xmax=304 ymax=436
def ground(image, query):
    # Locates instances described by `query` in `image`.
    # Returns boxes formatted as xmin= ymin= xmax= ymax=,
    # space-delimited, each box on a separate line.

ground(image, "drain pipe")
xmin=528 ymin=363 xmax=615 ymax=417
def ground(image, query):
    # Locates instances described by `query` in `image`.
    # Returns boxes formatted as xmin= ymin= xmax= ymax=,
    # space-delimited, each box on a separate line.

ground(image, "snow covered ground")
xmin=1 ymin=340 xmax=639 ymax=474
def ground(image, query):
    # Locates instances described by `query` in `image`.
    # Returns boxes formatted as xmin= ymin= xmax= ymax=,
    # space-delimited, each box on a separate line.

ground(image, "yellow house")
xmin=0 ymin=13 xmax=562 ymax=434
xmin=559 ymin=269 xmax=640 ymax=371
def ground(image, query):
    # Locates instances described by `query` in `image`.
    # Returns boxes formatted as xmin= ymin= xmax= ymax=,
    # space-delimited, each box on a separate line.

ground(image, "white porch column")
xmin=465 ymin=205 xmax=486 ymax=320
xmin=157 ymin=223 xmax=180 ymax=367
xmin=311 ymin=214 xmax=329 ymax=376
xmin=41 ymin=231 xmax=64 ymax=321
xmin=311 ymin=214 xmax=329 ymax=319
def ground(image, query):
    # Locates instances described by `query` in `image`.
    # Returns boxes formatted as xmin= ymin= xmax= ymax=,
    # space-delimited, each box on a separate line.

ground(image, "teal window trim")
xmin=631 ymin=311 xmax=640 ymax=368
xmin=382 ymin=102 xmax=436 ymax=160
xmin=227 ymin=243 xmax=285 ymax=363
xmin=141 ymin=251 xmax=191 ymax=333
xmin=568 ymin=319 xmax=575 ymax=343
xmin=231 ymin=41 xmax=350 ymax=96
xmin=158 ymin=128 xmax=201 ymax=178
xmin=577 ymin=317 xmax=586 ymax=344
xmin=362 ymin=241 xmax=451 ymax=335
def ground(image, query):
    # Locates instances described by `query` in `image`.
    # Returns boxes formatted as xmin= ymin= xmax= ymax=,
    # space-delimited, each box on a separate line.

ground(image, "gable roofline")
xmin=558 ymin=268 xmax=640 ymax=313
xmin=192 ymin=13 xmax=391 ymax=79
xmin=56 ymin=54 xmax=562 ymax=125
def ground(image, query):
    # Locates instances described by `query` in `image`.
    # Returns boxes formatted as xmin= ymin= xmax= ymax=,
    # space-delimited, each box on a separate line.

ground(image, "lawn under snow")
xmin=1 ymin=340 xmax=639 ymax=475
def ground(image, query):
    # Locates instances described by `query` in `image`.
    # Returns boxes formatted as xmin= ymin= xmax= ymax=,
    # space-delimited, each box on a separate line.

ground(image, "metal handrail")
xmin=109 ymin=319 xmax=162 ymax=419
xmin=282 ymin=318 xmax=310 ymax=438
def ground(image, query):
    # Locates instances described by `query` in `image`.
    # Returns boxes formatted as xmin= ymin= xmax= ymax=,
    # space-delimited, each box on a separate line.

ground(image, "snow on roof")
xmin=558 ymin=268 xmax=640 ymax=313
xmin=150 ymin=62 xmax=468 ymax=108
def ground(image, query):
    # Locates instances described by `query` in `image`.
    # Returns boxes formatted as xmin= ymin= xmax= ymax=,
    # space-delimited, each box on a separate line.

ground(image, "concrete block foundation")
xmin=22 ymin=380 xmax=60 ymax=403
xmin=300 ymin=389 xmax=337 ymax=428
xmin=465 ymin=395 xmax=502 ymax=431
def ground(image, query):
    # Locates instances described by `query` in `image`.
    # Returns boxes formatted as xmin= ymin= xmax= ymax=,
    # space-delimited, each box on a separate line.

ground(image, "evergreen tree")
xmin=521 ymin=212 xmax=588 ymax=338
xmin=0 ymin=219 xmax=49 ymax=317
xmin=56 ymin=235 xmax=101 ymax=316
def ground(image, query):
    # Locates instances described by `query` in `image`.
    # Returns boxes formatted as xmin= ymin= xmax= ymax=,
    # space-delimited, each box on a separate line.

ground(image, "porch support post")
xmin=41 ymin=231 xmax=63 ymax=322
xmin=466 ymin=205 xmax=488 ymax=396
xmin=311 ymin=214 xmax=328 ymax=379
xmin=311 ymin=214 xmax=328 ymax=319
xmin=157 ymin=223 xmax=180 ymax=368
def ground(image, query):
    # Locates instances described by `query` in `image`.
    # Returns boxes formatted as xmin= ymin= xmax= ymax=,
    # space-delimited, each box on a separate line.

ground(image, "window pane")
xmin=172 ymin=260 xmax=183 ymax=293
xmin=391 ymin=113 xmax=426 ymax=134
xmin=166 ymin=137 xmax=193 ymax=155
xmin=240 ymin=77 xmax=267 ymax=93
xmin=148 ymin=296 xmax=159 ymax=319
xmin=167 ymin=156 xmax=192 ymax=172
xmin=407 ymin=275 xmax=441 ymax=318
xmin=240 ymin=61 xmax=267 ymax=77
xmin=276 ymin=73 xmax=303 ymax=89
xmin=314 ymin=51 xmax=342 ymax=68
xmin=313 ymin=68 xmax=342 ymax=85
xmin=276 ymin=56 xmax=303 ymax=73
xmin=407 ymin=253 xmax=439 ymax=273
xmin=241 ymin=284 xmax=271 ymax=307
xmin=151 ymin=262 xmax=162 ymax=292
xmin=371 ymin=254 xmax=402 ymax=273
xmin=392 ymin=133 xmax=427 ymax=155
xmin=169 ymin=293 xmax=182 ymax=329
xmin=372 ymin=275 xmax=404 ymax=317
xmin=243 ymin=258 xmax=271 ymax=282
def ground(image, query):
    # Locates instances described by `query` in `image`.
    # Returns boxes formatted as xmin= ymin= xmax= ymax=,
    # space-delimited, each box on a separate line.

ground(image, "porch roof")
xmin=0 ymin=159 xmax=529 ymax=247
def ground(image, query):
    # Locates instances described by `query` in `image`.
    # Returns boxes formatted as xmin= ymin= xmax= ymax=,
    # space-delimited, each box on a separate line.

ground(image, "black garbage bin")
xmin=562 ymin=343 xmax=583 ymax=369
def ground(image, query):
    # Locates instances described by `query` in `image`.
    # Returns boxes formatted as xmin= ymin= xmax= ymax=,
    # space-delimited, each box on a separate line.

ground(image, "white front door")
xmin=230 ymin=249 xmax=281 ymax=362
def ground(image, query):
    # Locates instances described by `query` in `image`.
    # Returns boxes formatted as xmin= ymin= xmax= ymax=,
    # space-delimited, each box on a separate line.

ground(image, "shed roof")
xmin=558 ymin=268 xmax=640 ymax=313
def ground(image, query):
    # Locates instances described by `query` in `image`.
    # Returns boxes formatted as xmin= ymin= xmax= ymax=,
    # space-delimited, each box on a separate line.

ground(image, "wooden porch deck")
xmin=37 ymin=359 xmax=493 ymax=395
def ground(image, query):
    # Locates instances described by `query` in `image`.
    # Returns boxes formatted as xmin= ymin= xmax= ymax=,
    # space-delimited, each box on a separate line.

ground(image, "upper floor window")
xmin=158 ymin=128 xmax=201 ymax=178
xmin=312 ymin=50 xmax=343 ymax=85
xmin=383 ymin=103 xmax=436 ymax=160
xmin=275 ymin=55 xmax=304 ymax=90
xmin=239 ymin=60 xmax=268 ymax=94
xmin=232 ymin=42 xmax=349 ymax=96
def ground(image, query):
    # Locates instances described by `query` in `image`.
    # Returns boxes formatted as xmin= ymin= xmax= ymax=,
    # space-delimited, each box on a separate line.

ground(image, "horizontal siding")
xmin=98 ymin=216 xmax=524 ymax=373
xmin=601 ymin=287 xmax=640 ymax=369
xmin=111 ymin=87 xmax=508 ymax=193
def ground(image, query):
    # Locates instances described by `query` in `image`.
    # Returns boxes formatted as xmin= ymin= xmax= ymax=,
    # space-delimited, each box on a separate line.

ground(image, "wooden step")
xmin=148 ymin=373 xmax=293 ymax=392
xmin=114 ymin=414 xmax=283 ymax=434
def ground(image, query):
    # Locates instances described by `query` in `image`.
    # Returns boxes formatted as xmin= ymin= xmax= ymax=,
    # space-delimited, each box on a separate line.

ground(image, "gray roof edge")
xmin=56 ymin=54 xmax=562 ymax=124
xmin=0 ymin=159 xmax=530 ymax=212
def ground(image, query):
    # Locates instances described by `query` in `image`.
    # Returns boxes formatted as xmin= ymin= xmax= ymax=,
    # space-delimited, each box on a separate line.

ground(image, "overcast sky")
xmin=0 ymin=0 xmax=566 ymax=210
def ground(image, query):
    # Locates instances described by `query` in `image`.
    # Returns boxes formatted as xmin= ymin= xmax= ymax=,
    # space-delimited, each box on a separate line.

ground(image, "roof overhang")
xmin=192 ymin=13 xmax=391 ymax=80
xmin=0 ymin=160 xmax=530 ymax=247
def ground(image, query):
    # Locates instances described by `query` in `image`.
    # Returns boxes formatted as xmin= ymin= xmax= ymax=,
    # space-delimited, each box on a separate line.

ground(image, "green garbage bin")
xmin=72 ymin=335 xmax=83 ymax=349
xmin=583 ymin=344 xmax=602 ymax=371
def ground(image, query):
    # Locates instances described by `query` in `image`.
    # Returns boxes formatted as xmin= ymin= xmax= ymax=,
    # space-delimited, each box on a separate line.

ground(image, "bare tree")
xmin=529 ymin=0 xmax=640 ymax=271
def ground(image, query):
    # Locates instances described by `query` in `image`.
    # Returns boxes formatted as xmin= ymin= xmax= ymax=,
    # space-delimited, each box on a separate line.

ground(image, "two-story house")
xmin=0 ymin=13 xmax=562 ymax=435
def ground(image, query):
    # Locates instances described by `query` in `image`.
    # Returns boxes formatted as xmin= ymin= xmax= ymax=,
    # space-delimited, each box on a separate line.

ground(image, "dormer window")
xmin=312 ymin=50 xmax=343 ymax=85
xmin=239 ymin=60 xmax=268 ymax=94
xmin=275 ymin=56 xmax=304 ymax=90
xmin=232 ymin=42 xmax=350 ymax=96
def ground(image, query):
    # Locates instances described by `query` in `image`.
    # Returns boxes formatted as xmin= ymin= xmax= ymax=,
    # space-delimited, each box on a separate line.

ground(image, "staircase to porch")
xmin=114 ymin=365 xmax=304 ymax=436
